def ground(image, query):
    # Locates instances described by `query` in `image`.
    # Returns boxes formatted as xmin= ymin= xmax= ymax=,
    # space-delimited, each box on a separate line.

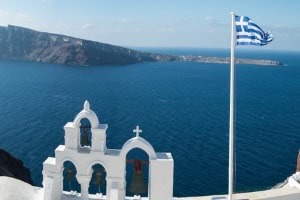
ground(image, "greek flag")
xmin=235 ymin=15 xmax=273 ymax=46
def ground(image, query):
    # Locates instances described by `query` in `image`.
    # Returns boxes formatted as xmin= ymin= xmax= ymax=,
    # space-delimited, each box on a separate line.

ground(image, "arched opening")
xmin=88 ymin=164 xmax=107 ymax=196
xmin=62 ymin=161 xmax=81 ymax=194
xmin=126 ymin=148 xmax=149 ymax=197
xmin=79 ymin=118 xmax=92 ymax=147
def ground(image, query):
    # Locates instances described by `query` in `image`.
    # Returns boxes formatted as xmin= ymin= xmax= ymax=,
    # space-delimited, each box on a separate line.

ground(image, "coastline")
xmin=176 ymin=55 xmax=282 ymax=66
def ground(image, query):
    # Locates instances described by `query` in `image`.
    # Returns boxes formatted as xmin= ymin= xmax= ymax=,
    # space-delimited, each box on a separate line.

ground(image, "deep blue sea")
xmin=0 ymin=48 xmax=300 ymax=197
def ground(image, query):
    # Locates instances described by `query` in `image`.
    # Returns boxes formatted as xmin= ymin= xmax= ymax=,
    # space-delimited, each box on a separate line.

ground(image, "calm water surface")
xmin=0 ymin=48 xmax=299 ymax=196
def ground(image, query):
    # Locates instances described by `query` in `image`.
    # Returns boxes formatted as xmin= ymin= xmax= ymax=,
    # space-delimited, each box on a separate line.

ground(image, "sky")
xmin=0 ymin=0 xmax=299 ymax=51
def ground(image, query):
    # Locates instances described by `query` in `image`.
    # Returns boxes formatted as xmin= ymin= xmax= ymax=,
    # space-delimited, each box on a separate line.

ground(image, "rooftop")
xmin=1 ymin=173 xmax=300 ymax=200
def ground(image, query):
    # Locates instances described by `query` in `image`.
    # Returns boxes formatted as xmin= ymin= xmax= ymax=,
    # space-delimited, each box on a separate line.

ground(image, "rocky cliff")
xmin=0 ymin=25 xmax=175 ymax=66
xmin=0 ymin=148 xmax=33 ymax=185
xmin=0 ymin=25 xmax=282 ymax=66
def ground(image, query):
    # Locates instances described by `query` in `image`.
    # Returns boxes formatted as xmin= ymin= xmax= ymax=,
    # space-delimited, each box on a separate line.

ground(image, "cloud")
xmin=204 ymin=16 xmax=214 ymax=21
xmin=118 ymin=17 xmax=135 ymax=23
xmin=0 ymin=10 xmax=33 ymax=27
xmin=0 ymin=10 xmax=10 ymax=26
xmin=134 ymin=28 xmax=143 ymax=33
xmin=156 ymin=28 xmax=174 ymax=33
xmin=81 ymin=23 xmax=93 ymax=30
xmin=41 ymin=0 xmax=52 ymax=3
xmin=0 ymin=10 xmax=9 ymax=18
xmin=13 ymin=14 xmax=32 ymax=23
xmin=120 ymin=17 xmax=133 ymax=23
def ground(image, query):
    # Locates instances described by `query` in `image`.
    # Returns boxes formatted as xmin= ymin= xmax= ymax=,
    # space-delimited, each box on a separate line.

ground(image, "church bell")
xmin=80 ymin=126 xmax=90 ymax=146
xmin=128 ymin=160 xmax=147 ymax=195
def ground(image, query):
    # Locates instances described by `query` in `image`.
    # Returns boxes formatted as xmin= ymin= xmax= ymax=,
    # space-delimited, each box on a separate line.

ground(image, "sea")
xmin=0 ymin=48 xmax=299 ymax=197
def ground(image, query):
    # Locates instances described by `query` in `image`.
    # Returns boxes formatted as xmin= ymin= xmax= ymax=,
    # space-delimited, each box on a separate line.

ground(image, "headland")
xmin=0 ymin=25 xmax=282 ymax=67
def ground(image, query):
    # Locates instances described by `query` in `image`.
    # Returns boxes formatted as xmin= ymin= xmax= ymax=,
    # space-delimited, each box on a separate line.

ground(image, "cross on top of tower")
xmin=133 ymin=125 xmax=142 ymax=137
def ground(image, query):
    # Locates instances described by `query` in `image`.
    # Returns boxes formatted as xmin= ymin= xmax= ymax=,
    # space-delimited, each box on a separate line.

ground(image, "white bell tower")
xmin=42 ymin=100 xmax=174 ymax=200
xmin=64 ymin=100 xmax=107 ymax=151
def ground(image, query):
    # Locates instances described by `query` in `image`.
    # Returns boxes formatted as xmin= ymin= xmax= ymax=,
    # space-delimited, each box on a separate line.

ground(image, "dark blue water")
xmin=0 ymin=48 xmax=299 ymax=197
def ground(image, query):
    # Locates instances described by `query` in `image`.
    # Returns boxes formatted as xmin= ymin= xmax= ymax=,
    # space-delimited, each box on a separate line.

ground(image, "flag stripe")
xmin=237 ymin=31 xmax=264 ymax=40
xmin=248 ymin=22 xmax=265 ymax=33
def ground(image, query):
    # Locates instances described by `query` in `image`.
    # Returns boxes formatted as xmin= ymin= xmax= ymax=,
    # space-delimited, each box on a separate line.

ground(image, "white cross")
xmin=236 ymin=16 xmax=248 ymax=33
xmin=133 ymin=125 xmax=142 ymax=137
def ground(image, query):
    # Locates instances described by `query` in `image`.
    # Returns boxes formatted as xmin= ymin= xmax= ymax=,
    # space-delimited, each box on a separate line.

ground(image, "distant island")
xmin=0 ymin=25 xmax=282 ymax=66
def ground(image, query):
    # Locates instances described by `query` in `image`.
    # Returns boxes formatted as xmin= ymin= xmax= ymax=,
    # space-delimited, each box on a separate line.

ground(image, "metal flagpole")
xmin=228 ymin=11 xmax=236 ymax=200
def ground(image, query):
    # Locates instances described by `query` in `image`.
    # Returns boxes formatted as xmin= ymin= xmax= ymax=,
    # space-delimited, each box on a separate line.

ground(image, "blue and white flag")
xmin=235 ymin=15 xmax=273 ymax=46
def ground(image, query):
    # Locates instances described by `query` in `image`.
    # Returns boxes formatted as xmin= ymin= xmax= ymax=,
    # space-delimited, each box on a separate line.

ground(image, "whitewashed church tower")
xmin=42 ymin=100 xmax=174 ymax=200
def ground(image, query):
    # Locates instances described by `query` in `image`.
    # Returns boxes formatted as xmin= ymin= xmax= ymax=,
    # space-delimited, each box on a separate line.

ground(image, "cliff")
xmin=0 ymin=25 xmax=175 ymax=66
xmin=0 ymin=148 xmax=33 ymax=185
xmin=0 ymin=25 xmax=282 ymax=66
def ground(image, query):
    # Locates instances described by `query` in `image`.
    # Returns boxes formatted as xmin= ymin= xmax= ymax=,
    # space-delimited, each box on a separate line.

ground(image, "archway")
xmin=88 ymin=163 xmax=107 ymax=195
xmin=62 ymin=161 xmax=81 ymax=194
xmin=120 ymin=132 xmax=157 ymax=199
xmin=79 ymin=118 xmax=92 ymax=147
xmin=126 ymin=148 xmax=149 ymax=197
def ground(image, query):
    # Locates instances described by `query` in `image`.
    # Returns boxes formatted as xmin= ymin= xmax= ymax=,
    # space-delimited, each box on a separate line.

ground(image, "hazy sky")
xmin=0 ymin=0 xmax=299 ymax=51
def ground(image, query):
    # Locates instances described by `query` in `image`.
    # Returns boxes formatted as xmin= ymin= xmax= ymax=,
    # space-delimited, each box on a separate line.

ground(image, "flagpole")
xmin=228 ymin=11 xmax=236 ymax=200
